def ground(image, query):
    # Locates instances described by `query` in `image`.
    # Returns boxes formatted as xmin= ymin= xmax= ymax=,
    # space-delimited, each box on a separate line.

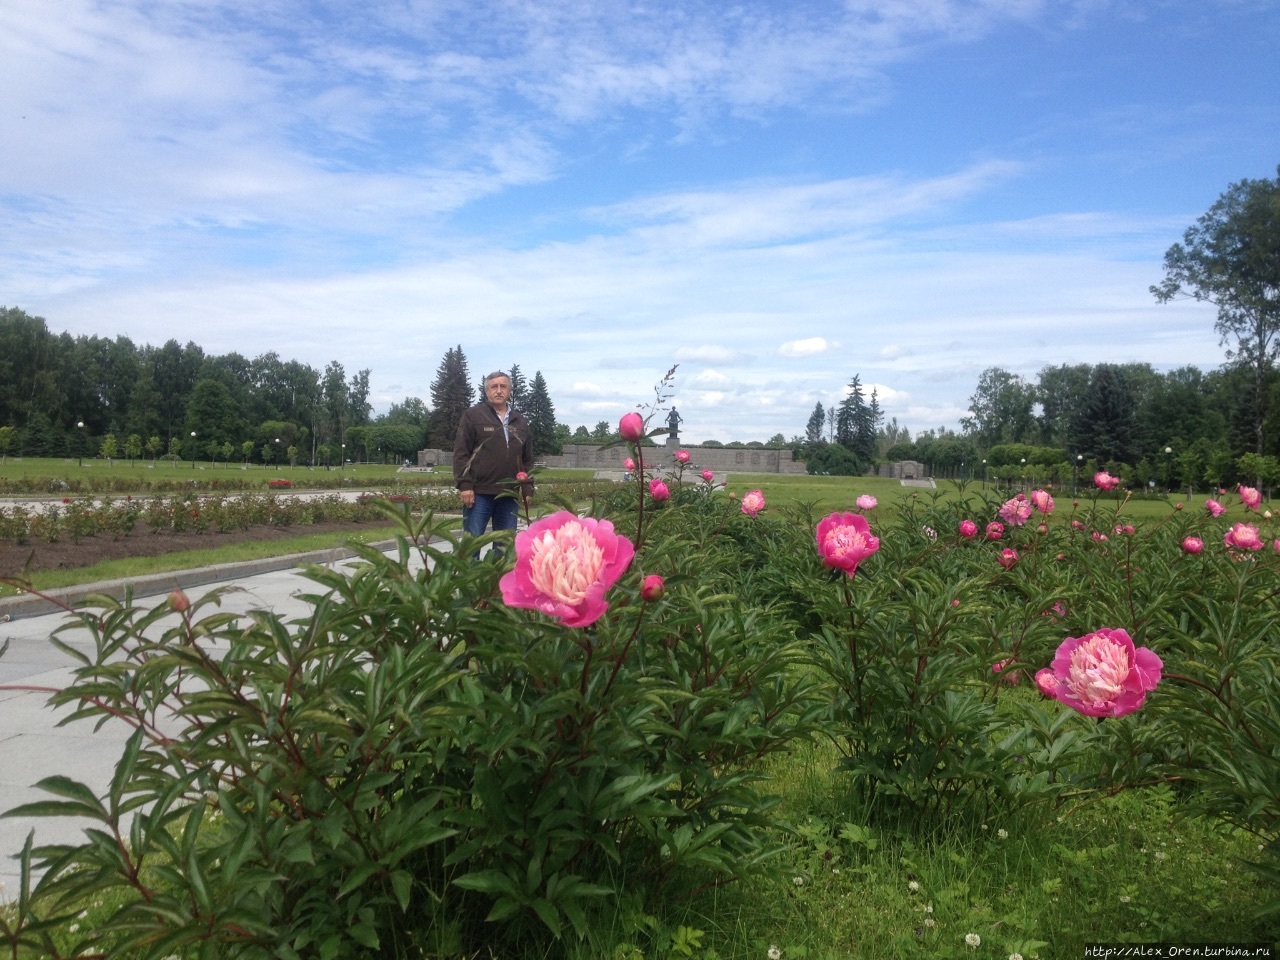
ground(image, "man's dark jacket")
xmin=452 ymin=402 xmax=535 ymax=496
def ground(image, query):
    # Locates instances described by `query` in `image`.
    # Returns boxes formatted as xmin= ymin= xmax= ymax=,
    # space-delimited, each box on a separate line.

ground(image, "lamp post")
xmin=274 ymin=437 xmax=281 ymax=470
xmin=76 ymin=420 xmax=85 ymax=467
xmin=1020 ymin=457 xmax=1027 ymax=491
xmin=1164 ymin=446 xmax=1173 ymax=494
xmin=190 ymin=431 xmax=197 ymax=469
xmin=981 ymin=459 xmax=987 ymax=490
xmin=340 ymin=443 xmax=345 ymax=470
xmin=1073 ymin=454 xmax=1083 ymax=496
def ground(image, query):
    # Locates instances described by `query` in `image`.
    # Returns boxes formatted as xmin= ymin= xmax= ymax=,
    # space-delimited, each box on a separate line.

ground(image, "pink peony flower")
xmin=1031 ymin=489 xmax=1054 ymax=514
xmin=1274 ymin=539 xmax=1280 ymax=554
xmin=1223 ymin=522 xmax=1263 ymax=551
xmin=168 ymin=589 xmax=190 ymax=613
xmin=674 ymin=449 xmax=691 ymax=464
xmin=999 ymin=497 xmax=1032 ymax=526
xmin=1094 ymin=471 xmax=1121 ymax=491
xmin=741 ymin=489 xmax=766 ymax=517
xmin=1181 ymin=536 xmax=1204 ymax=554
xmin=701 ymin=469 xmax=715 ymax=483
xmin=985 ymin=521 xmax=1004 ymax=541
xmin=855 ymin=494 xmax=877 ymax=511
xmin=641 ymin=574 xmax=665 ymax=602
xmin=992 ymin=658 xmax=1020 ymax=685
xmin=959 ymin=519 xmax=978 ymax=539
xmin=1239 ymin=485 xmax=1262 ymax=511
xmin=499 ymin=511 xmax=635 ymax=628
xmin=619 ymin=412 xmax=644 ymax=442
xmin=1035 ymin=628 xmax=1162 ymax=717
xmin=1092 ymin=531 xmax=1108 ymax=542
xmin=624 ymin=457 xmax=636 ymax=471
xmin=649 ymin=478 xmax=670 ymax=502
xmin=515 ymin=471 xmax=529 ymax=482
xmin=1205 ymin=499 xmax=1226 ymax=518
xmin=997 ymin=547 xmax=1019 ymax=569
xmin=815 ymin=512 xmax=881 ymax=578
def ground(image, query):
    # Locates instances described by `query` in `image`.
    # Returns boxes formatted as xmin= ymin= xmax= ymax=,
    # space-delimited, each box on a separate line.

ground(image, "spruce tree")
xmin=428 ymin=346 xmax=473 ymax=448
xmin=525 ymin=371 xmax=560 ymax=455
xmin=507 ymin=363 xmax=528 ymax=411
xmin=804 ymin=401 xmax=826 ymax=445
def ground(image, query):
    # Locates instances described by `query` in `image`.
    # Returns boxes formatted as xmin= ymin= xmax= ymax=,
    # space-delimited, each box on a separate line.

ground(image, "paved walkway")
xmin=0 ymin=539 xmax=426 ymax=897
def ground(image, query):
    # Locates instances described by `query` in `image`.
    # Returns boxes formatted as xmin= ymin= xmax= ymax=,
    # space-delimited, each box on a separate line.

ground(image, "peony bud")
xmin=641 ymin=574 xmax=665 ymax=602
xmin=649 ymin=478 xmax=670 ymax=502
xmin=701 ymin=469 xmax=714 ymax=482
xmin=1181 ymin=536 xmax=1204 ymax=554
xmin=168 ymin=589 xmax=190 ymax=613
xmin=619 ymin=412 xmax=644 ymax=442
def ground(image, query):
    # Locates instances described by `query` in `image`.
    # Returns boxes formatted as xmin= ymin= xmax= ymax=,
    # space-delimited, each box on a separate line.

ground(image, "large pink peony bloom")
xmin=816 ymin=512 xmax=881 ymax=577
xmin=1181 ymin=536 xmax=1204 ymax=554
xmin=674 ymin=449 xmax=691 ymax=464
xmin=500 ymin=511 xmax=635 ymax=628
xmin=619 ymin=412 xmax=645 ymax=442
xmin=741 ymin=489 xmax=766 ymax=517
xmin=1239 ymin=485 xmax=1262 ymax=512
xmin=985 ymin=521 xmax=1004 ymax=541
xmin=1223 ymin=522 xmax=1263 ymax=551
xmin=1205 ymin=498 xmax=1226 ymax=518
xmin=1093 ymin=471 xmax=1121 ymax=491
xmin=649 ymin=478 xmax=670 ymax=502
xmin=959 ymin=519 xmax=978 ymax=539
xmin=624 ymin=457 xmax=636 ymax=471
xmin=701 ymin=469 xmax=715 ymax=483
xmin=999 ymin=497 xmax=1032 ymax=526
xmin=855 ymin=494 xmax=878 ymax=511
xmin=1035 ymin=627 xmax=1162 ymax=718
xmin=1031 ymin=489 xmax=1054 ymax=514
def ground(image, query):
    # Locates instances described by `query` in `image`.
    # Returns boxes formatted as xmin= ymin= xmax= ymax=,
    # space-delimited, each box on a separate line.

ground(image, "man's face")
xmin=485 ymin=377 xmax=511 ymax=405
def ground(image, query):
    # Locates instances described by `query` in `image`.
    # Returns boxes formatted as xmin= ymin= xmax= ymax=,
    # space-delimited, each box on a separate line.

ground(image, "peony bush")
xmin=3 ymin=414 xmax=1279 ymax=954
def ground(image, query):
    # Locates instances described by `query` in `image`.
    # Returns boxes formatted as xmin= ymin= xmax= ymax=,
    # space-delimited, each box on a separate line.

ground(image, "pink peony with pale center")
xmin=855 ymin=494 xmax=877 ymax=511
xmin=649 ymin=478 xmax=670 ymax=502
xmin=815 ymin=512 xmax=881 ymax=578
xmin=985 ymin=521 xmax=1004 ymax=541
xmin=997 ymin=547 xmax=1019 ymax=569
xmin=959 ymin=519 xmax=978 ymax=539
xmin=1034 ymin=627 xmax=1162 ymax=718
xmin=1223 ymin=522 xmax=1263 ymax=551
xmin=741 ymin=489 xmax=766 ymax=517
xmin=499 ymin=511 xmax=635 ymax=628
xmin=674 ymin=449 xmax=691 ymax=464
xmin=1031 ymin=489 xmax=1054 ymax=514
xmin=1239 ymin=485 xmax=1262 ymax=511
xmin=1205 ymin=499 xmax=1226 ymax=518
xmin=1094 ymin=471 xmax=1121 ymax=491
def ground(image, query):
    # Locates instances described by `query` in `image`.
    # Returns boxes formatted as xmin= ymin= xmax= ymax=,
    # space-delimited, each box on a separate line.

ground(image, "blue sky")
xmin=3 ymin=0 xmax=1277 ymax=443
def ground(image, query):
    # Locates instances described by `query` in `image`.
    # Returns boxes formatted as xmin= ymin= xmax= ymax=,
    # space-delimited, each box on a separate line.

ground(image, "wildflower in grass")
xmin=1223 ymin=522 xmax=1263 ymax=552
xmin=1181 ymin=536 xmax=1204 ymax=554
xmin=965 ymin=933 xmax=981 ymax=948
xmin=641 ymin=574 xmax=665 ymax=602
xmin=923 ymin=918 xmax=936 ymax=928
xmin=793 ymin=875 xmax=805 ymax=886
xmin=999 ymin=496 xmax=1032 ymax=526
xmin=741 ymin=489 xmax=766 ymax=517
xmin=1035 ymin=627 xmax=1162 ymax=717
xmin=959 ymin=519 xmax=978 ymax=539
xmin=674 ymin=449 xmax=690 ymax=464
xmin=768 ymin=947 xmax=782 ymax=960
xmin=619 ymin=412 xmax=644 ymax=442
xmin=1010 ymin=954 xmax=1024 ymax=960
xmin=1094 ymin=471 xmax=1120 ymax=491
xmin=624 ymin=457 xmax=635 ymax=471
xmin=908 ymin=880 xmax=920 ymax=893
xmin=998 ymin=548 xmax=1019 ymax=569
xmin=649 ymin=478 xmax=670 ymax=502
xmin=499 ymin=511 xmax=634 ymax=628
xmin=701 ymin=469 xmax=714 ymax=482
xmin=816 ymin=512 xmax=880 ymax=577
xmin=997 ymin=828 xmax=1008 ymax=839
xmin=985 ymin=521 xmax=1003 ymax=541
xmin=1239 ymin=485 xmax=1262 ymax=511
xmin=1205 ymin=498 xmax=1226 ymax=517
xmin=855 ymin=494 xmax=877 ymax=511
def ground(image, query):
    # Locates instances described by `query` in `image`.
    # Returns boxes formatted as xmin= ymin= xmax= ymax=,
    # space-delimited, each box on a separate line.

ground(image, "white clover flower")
xmin=1010 ymin=954 xmax=1024 ymax=960
xmin=68 ymin=923 xmax=80 ymax=934
xmin=792 ymin=875 xmax=805 ymax=887
xmin=980 ymin=823 xmax=988 ymax=830
xmin=768 ymin=945 xmax=782 ymax=960
xmin=923 ymin=918 xmax=936 ymax=928
xmin=924 ymin=903 xmax=934 ymax=913
xmin=965 ymin=933 xmax=981 ymax=948
xmin=997 ymin=828 xmax=1008 ymax=840
xmin=1154 ymin=851 xmax=1166 ymax=861
xmin=1119 ymin=895 xmax=1131 ymax=903
xmin=908 ymin=880 xmax=920 ymax=892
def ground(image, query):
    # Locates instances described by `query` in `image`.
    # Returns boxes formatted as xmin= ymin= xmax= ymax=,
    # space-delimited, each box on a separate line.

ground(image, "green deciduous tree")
xmin=1153 ymin=166 xmax=1280 ymax=456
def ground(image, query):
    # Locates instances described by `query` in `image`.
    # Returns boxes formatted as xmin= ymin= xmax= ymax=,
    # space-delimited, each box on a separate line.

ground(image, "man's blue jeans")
xmin=462 ymin=493 xmax=519 ymax=557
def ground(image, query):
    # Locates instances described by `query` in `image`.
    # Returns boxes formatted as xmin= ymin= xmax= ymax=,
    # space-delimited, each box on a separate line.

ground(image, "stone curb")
xmin=0 ymin=539 xmax=400 ymax=620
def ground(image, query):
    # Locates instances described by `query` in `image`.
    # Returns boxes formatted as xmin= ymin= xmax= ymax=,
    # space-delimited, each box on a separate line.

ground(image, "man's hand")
xmin=460 ymin=489 xmax=475 ymax=507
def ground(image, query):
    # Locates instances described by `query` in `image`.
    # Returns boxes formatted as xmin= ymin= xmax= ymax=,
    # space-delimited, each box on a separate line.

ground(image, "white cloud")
xmin=778 ymin=336 xmax=831 ymax=357
xmin=674 ymin=345 xmax=753 ymax=364
xmin=693 ymin=369 xmax=731 ymax=385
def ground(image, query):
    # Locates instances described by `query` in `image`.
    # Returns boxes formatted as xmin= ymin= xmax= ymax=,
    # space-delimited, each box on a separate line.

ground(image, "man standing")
xmin=453 ymin=370 xmax=534 ymax=543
